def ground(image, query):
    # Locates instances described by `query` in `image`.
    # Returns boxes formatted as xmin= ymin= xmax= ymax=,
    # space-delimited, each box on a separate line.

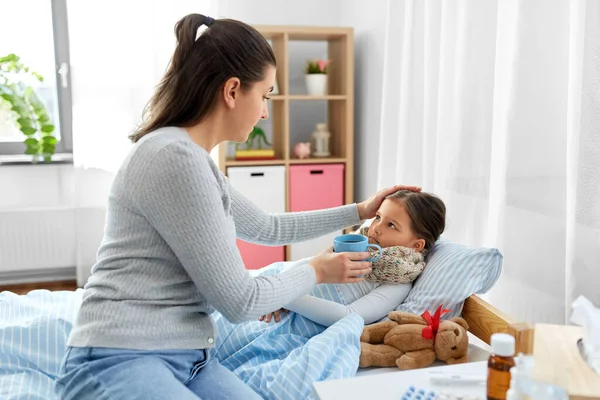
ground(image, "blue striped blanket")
xmin=212 ymin=262 xmax=363 ymax=399
xmin=0 ymin=262 xmax=363 ymax=400
xmin=0 ymin=289 xmax=83 ymax=400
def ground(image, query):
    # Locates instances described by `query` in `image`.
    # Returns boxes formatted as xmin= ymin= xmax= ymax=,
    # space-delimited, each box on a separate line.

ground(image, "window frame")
xmin=0 ymin=0 xmax=73 ymax=158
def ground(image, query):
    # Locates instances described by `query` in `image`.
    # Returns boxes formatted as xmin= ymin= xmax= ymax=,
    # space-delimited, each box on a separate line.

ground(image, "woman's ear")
xmin=413 ymin=238 xmax=426 ymax=252
xmin=222 ymin=77 xmax=241 ymax=109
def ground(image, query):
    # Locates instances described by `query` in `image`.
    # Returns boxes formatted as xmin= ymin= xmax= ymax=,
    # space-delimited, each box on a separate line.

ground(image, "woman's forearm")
xmin=230 ymin=186 xmax=361 ymax=245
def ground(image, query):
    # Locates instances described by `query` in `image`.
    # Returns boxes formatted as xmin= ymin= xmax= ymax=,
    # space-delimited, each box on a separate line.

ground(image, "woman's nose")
xmin=261 ymin=103 xmax=269 ymax=120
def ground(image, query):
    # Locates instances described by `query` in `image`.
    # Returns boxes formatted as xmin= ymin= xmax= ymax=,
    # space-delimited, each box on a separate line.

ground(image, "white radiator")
xmin=0 ymin=207 xmax=77 ymax=283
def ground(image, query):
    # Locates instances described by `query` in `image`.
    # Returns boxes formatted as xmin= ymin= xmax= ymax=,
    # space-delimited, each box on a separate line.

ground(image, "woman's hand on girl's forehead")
xmin=357 ymin=185 xmax=421 ymax=220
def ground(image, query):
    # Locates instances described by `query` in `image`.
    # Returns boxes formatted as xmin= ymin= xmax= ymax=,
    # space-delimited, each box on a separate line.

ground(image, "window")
xmin=0 ymin=0 xmax=72 ymax=157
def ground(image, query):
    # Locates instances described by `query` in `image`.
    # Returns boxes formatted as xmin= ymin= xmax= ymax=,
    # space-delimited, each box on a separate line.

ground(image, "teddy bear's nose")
xmin=451 ymin=346 xmax=457 ymax=350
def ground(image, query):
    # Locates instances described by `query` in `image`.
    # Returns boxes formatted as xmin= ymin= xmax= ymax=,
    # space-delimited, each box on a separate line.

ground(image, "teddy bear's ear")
xmin=450 ymin=317 xmax=469 ymax=331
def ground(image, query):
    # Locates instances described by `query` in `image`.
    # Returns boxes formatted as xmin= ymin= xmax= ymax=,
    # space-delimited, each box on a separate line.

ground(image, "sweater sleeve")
xmin=136 ymin=140 xmax=318 ymax=323
xmin=230 ymin=185 xmax=361 ymax=246
xmin=284 ymin=283 xmax=413 ymax=326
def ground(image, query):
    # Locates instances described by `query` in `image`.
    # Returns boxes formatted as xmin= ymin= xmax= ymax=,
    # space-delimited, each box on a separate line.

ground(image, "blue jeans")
xmin=55 ymin=346 xmax=263 ymax=400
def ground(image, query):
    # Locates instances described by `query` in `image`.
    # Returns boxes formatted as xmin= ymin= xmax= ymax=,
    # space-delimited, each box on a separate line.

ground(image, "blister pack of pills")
xmin=401 ymin=385 xmax=485 ymax=400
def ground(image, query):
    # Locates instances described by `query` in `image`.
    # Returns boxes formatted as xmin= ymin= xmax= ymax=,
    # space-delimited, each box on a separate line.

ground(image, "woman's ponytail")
xmin=172 ymin=14 xmax=215 ymax=70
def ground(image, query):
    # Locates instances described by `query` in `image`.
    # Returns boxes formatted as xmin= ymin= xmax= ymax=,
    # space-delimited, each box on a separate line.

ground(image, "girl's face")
xmin=367 ymin=199 xmax=425 ymax=251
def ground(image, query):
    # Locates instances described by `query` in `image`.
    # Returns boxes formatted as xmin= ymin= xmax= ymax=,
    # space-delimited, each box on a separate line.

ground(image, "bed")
xmin=0 ymin=233 xmax=528 ymax=400
xmin=0 ymin=287 xmax=532 ymax=400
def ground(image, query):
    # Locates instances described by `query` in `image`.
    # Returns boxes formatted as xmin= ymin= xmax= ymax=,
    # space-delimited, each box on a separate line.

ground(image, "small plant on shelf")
xmin=304 ymin=59 xmax=331 ymax=96
xmin=237 ymin=126 xmax=271 ymax=150
xmin=234 ymin=126 xmax=275 ymax=161
xmin=0 ymin=53 xmax=57 ymax=162
xmin=305 ymin=59 xmax=330 ymax=74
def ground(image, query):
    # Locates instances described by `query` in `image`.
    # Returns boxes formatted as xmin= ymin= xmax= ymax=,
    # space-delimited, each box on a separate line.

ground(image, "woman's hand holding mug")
xmin=309 ymin=247 xmax=372 ymax=284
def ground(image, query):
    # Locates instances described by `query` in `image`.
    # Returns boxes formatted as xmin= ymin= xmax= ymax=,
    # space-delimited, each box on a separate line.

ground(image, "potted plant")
xmin=304 ymin=59 xmax=330 ymax=96
xmin=0 ymin=53 xmax=57 ymax=162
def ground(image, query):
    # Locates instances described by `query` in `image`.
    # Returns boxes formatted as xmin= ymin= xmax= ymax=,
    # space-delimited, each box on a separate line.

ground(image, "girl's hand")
xmin=259 ymin=308 xmax=289 ymax=323
xmin=357 ymin=185 xmax=421 ymax=220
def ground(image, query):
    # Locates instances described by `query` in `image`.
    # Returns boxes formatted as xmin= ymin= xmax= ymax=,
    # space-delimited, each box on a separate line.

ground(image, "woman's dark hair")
xmin=130 ymin=14 xmax=276 ymax=142
xmin=387 ymin=190 xmax=446 ymax=251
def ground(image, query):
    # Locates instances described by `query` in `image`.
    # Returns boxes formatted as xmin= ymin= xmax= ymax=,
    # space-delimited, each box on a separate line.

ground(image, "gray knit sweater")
xmin=67 ymin=127 xmax=360 ymax=350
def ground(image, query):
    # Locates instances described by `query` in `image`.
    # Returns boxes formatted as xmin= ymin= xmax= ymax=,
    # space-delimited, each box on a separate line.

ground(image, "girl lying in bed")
xmin=210 ymin=190 xmax=445 ymax=399
xmin=260 ymin=189 xmax=446 ymax=326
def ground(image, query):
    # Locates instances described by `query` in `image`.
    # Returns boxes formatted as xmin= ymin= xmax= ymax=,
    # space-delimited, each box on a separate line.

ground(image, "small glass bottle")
xmin=487 ymin=333 xmax=516 ymax=400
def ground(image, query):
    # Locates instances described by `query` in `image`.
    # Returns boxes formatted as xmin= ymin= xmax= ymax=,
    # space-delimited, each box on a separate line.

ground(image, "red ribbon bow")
xmin=420 ymin=305 xmax=451 ymax=340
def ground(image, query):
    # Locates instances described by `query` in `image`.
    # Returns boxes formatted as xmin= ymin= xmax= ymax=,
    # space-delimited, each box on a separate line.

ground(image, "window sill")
xmin=0 ymin=153 xmax=73 ymax=166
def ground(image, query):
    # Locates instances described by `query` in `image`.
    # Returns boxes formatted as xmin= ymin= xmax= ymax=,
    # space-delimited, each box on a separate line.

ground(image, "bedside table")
xmin=313 ymin=361 xmax=488 ymax=400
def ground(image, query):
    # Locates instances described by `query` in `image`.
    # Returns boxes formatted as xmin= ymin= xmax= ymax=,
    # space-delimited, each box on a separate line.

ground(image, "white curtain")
xmin=66 ymin=0 xmax=217 ymax=284
xmin=377 ymin=0 xmax=600 ymax=324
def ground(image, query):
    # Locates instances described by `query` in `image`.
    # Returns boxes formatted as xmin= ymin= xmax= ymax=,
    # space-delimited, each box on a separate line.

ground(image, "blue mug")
xmin=333 ymin=234 xmax=382 ymax=262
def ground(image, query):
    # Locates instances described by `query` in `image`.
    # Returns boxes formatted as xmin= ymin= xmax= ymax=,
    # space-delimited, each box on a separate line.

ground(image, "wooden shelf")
xmin=224 ymin=158 xmax=347 ymax=167
xmin=288 ymin=157 xmax=346 ymax=164
xmin=288 ymin=95 xmax=346 ymax=100
xmin=270 ymin=95 xmax=347 ymax=100
xmin=254 ymin=25 xmax=352 ymax=41
xmin=224 ymin=159 xmax=286 ymax=167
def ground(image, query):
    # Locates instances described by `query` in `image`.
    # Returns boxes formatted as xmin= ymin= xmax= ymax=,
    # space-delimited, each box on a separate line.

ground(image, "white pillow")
xmin=355 ymin=220 xmax=503 ymax=318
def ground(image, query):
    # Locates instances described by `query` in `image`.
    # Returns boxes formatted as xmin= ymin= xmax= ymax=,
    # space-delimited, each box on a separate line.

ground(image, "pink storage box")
xmin=235 ymin=239 xmax=285 ymax=270
xmin=289 ymin=164 xmax=345 ymax=211
xmin=289 ymin=164 xmax=345 ymax=260
xmin=227 ymin=166 xmax=286 ymax=269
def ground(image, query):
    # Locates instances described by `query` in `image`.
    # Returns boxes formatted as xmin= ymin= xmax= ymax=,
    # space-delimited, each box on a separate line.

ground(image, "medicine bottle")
xmin=487 ymin=333 xmax=516 ymax=400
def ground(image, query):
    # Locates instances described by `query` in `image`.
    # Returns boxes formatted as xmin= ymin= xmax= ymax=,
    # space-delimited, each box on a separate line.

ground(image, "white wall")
xmin=218 ymin=0 xmax=342 ymax=25
xmin=0 ymin=164 xmax=112 ymax=284
xmin=340 ymin=0 xmax=388 ymax=202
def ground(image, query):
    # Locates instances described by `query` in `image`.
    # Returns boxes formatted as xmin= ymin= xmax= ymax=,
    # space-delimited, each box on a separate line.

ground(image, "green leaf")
xmin=0 ymin=54 xmax=19 ymax=63
xmin=24 ymin=146 xmax=38 ymax=155
xmin=38 ymin=114 xmax=50 ymax=123
xmin=41 ymin=136 xmax=57 ymax=144
xmin=1 ymin=92 xmax=14 ymax=102
xmin=20 ymin=126 xmax=36 ymax=135
xmin=41 ymin=146 xmax=55 ymax=156
xmin=41 ymin=124 xmax=55 ymax=133
xmin=17 ymin=117 xmax=34 ymax=128
xmin=24 ymin=138 xmax=38 ymax=146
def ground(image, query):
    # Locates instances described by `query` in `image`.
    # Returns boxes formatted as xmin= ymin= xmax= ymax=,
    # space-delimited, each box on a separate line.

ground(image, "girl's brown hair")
xmin=130 ymin=14 xmax=276 ymax=143
xmin=387 ymin=190 xmax=446 ymax=251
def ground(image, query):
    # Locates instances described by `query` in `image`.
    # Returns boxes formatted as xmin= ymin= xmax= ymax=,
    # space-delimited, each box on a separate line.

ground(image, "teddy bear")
xmin=359 ymin=306 xmax=469 ymax=370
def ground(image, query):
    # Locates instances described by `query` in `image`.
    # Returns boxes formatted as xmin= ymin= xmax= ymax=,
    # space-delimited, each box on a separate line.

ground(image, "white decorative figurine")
xmin=311 ymin=123 xmax=331 ymax=157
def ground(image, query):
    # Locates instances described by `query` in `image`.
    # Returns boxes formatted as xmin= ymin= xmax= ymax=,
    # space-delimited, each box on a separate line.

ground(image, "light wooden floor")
xmin=0 ymin=280 xmax=78 ymax=295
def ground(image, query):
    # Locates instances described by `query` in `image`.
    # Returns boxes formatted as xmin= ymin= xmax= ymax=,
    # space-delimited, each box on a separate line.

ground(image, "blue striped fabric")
xmin=395 ymin=237 xmax=503 ymax=318
xmin=0 ymin=264 xmax=362 ymax=400
xmin=0 ymin=289 xmax=82 ymax=400
xmin=0 ymin=242 xmax=501 ymax=400
xmin=213 ymin=262 xmax=363 ymax=400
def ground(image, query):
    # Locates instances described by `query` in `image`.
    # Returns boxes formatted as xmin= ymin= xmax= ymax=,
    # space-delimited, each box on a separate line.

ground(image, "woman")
xmin=56 ymin=13 xmax=418 ymax=400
